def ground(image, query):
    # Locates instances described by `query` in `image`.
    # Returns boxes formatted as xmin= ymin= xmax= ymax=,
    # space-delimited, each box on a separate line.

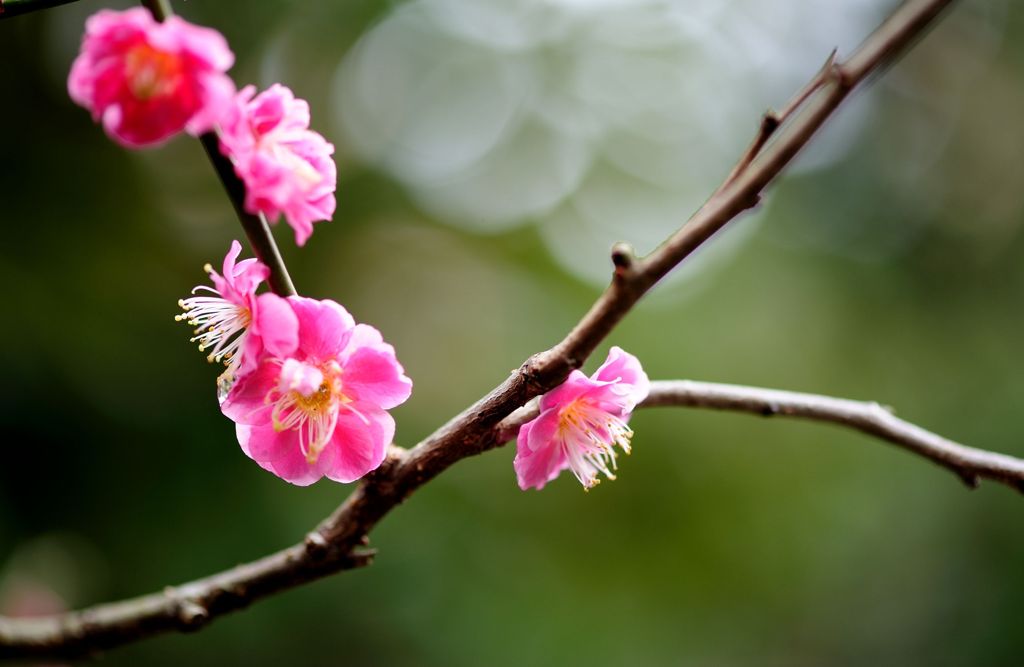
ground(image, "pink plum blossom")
xmin=177 ymin=241 xmax=298 ymax=391
xmin=68 ymin=8 xmax=235 ymax=148
xmin=218 ymin=84 xmax=337 ymax=246
xmin=221 ymin=297 xmax=412 ymax=485
xmin=515 ymin=347 xmax=649 ymax=491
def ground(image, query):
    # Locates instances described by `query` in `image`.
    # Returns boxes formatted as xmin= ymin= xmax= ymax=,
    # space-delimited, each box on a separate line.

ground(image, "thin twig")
xmin=7 ymin=376 xmax=1024 ymax=659
xmin=141 ymin=0 xmax=297 ymax=296
xmin=0 ymin=547 xmax=377 ymax=658
xmin=497 ymin=382 xmax=1024 ymax=492
xmin=717 ymin=49 xmax=837 ymax=193
xmin=139 ymin=0 xmax=171 ymax=22
xmin=0 ymin=0 xmax=80 ymax=19
xmin=197 ymin=134 xmax=297 ymax=296
xmin=0 ymin=0 xmax=965 ymax=659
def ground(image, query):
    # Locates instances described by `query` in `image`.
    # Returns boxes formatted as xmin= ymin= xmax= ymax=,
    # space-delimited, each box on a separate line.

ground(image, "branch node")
xmin=760 ymin=402 xmax=781 ymax=417
xmin=520 ymin=353 xmax=560 ymax=392
xmin=304 ymin=531 xmax=330 ymax=556
xmin=175 ymin=599 xmax=210 ymax=631
xmin=348 ymin=546 xmax=378 ymax=567
xmin=957 ymin=470 xmax=980 ymax=490
xmin=828 ymin=55 xmax=853 ymax=91
xmin=385 ymin=444 xmax=409 ymax=465
xmin=611 ymin=242 xmax=637 ymax=279
xmin=62 ymin=613 xmax=88 ymax=641
xmin=823 ymin=47 xmax=838 ymax=72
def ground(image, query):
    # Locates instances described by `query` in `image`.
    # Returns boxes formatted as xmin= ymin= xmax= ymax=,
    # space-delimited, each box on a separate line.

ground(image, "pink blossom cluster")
xmin=124 ymin=7 xmax=653 ymax=490
xmin=68 ymin=8 xmax=334 ymax=246
xmin=178 ymin=241 xmax=650 ymax=490
xmin=180 ymin=243 xmax=412 ymax=485
xmin=218 ymin=85 xmax=337 ymax=246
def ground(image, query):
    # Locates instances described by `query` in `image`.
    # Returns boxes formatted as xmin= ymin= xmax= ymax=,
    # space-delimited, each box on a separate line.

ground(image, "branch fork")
xmin=4 ymin=0 xmax=1017 ymax=660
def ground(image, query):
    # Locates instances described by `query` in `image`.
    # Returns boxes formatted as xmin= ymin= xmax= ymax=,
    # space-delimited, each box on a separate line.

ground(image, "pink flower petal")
xmin=236 ymin=422 xmax=295 ymax=462
xmin=221 ymin=360 xmax=278 ymax=425
xmin=185 ymin=69 xmax=236 ymax=135
xmin=526 ymin=408 xmax=562 ymax=453
xmin=239 ymin=416 xmax=329 ymax=486
xmin=218 ymin=239 xmax=243 ymax=283
xmin=318 ymin=407 xmax=393 ymax=483
xmin=340 ymin=333 xmax=412 ymax=410
xmin=264 ymin=444 xmax=323 ymax=487
xmin=163 ymin=15 xmax=233 ymax=72
xmin=253 ymin=293 xmax=299 ymax=359
xmin=593 ymin=346 xmax=650 ymax=408
xmin=514 ymin=418 xmax=568 ymax=491
xmin=343 ymin=322 xmax=381 ymax=351
xmin=538 ymin=370 xmax=594 ymax=413
xmin=288 ymin=297 xmax=355 ymax=362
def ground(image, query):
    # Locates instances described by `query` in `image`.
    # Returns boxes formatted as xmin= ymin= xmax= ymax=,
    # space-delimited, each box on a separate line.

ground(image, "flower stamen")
xmin=177 ymin=282 xmax=253 ymax=373
xmin=558 ymin=398 xmax=635 ymax=490
xmin=264 ymin=361 xmax=351 ymax=465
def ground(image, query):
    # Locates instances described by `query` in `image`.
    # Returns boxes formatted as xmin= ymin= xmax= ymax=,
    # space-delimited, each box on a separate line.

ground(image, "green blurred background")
xmin=3 ymin=0 xmax=1024 ymax=664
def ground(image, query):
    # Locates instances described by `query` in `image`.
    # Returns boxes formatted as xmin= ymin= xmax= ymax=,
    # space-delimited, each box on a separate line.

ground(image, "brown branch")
xmin=7 ymin=375 xmax=1024 ymax=659
xmin=717 ymin=49 xmax=837 ymax=194
xmin=0 ymin=0 xmax=963 ymax=659
xmin=497 ymin=382 xmax=1024 ymax=493
xmin=0 ymin=547 xmax=376 ymax=659
xmin=141 ymin=0 xmax=298 ymax=296
xmin=0 ymin=0 xmax=81 ymax=19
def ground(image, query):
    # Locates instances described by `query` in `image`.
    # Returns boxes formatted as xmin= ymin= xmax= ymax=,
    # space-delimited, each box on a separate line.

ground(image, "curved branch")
xmin=7 ymin=376 xmax=1024 ymax=659
xmin=0 ymin=545 xmax=376 ymax=659
xmin=497 ymin=382 xmax=1024 ymax=492
xmin=0 ymin=0 xmax=964 ymax=659
xmin=141 ymin=0 xmax=298 ymax=296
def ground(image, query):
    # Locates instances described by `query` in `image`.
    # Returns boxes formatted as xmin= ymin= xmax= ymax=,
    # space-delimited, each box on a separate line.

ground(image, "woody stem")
xmin=140 ymin=0 xmax=298 ymax=297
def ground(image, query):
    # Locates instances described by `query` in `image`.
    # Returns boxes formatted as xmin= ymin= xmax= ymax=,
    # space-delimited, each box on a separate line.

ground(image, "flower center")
xmin=266 ymin=360 xmax=359 ymax=465
xmin=293 ymin=381 xmax=332 ymax=414
xmin=125 ymin=43 xmax=184 ymax=101
xmin=558 ymin=398 xmax=634 ymax=490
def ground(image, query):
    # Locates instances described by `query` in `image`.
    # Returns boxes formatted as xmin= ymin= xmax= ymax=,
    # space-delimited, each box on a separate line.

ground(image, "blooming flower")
xmin=221 ymin=297 xmax=412 ymax=485
xmin=514 ymin=347 xmax=649 ymax=491
xmin=177 ymin=241 xmax=297 ymax=391
xmin=68 ymin=8 xmax=235 ymax=148
xmin=218 ymin=84 xmax=337 ymax=246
